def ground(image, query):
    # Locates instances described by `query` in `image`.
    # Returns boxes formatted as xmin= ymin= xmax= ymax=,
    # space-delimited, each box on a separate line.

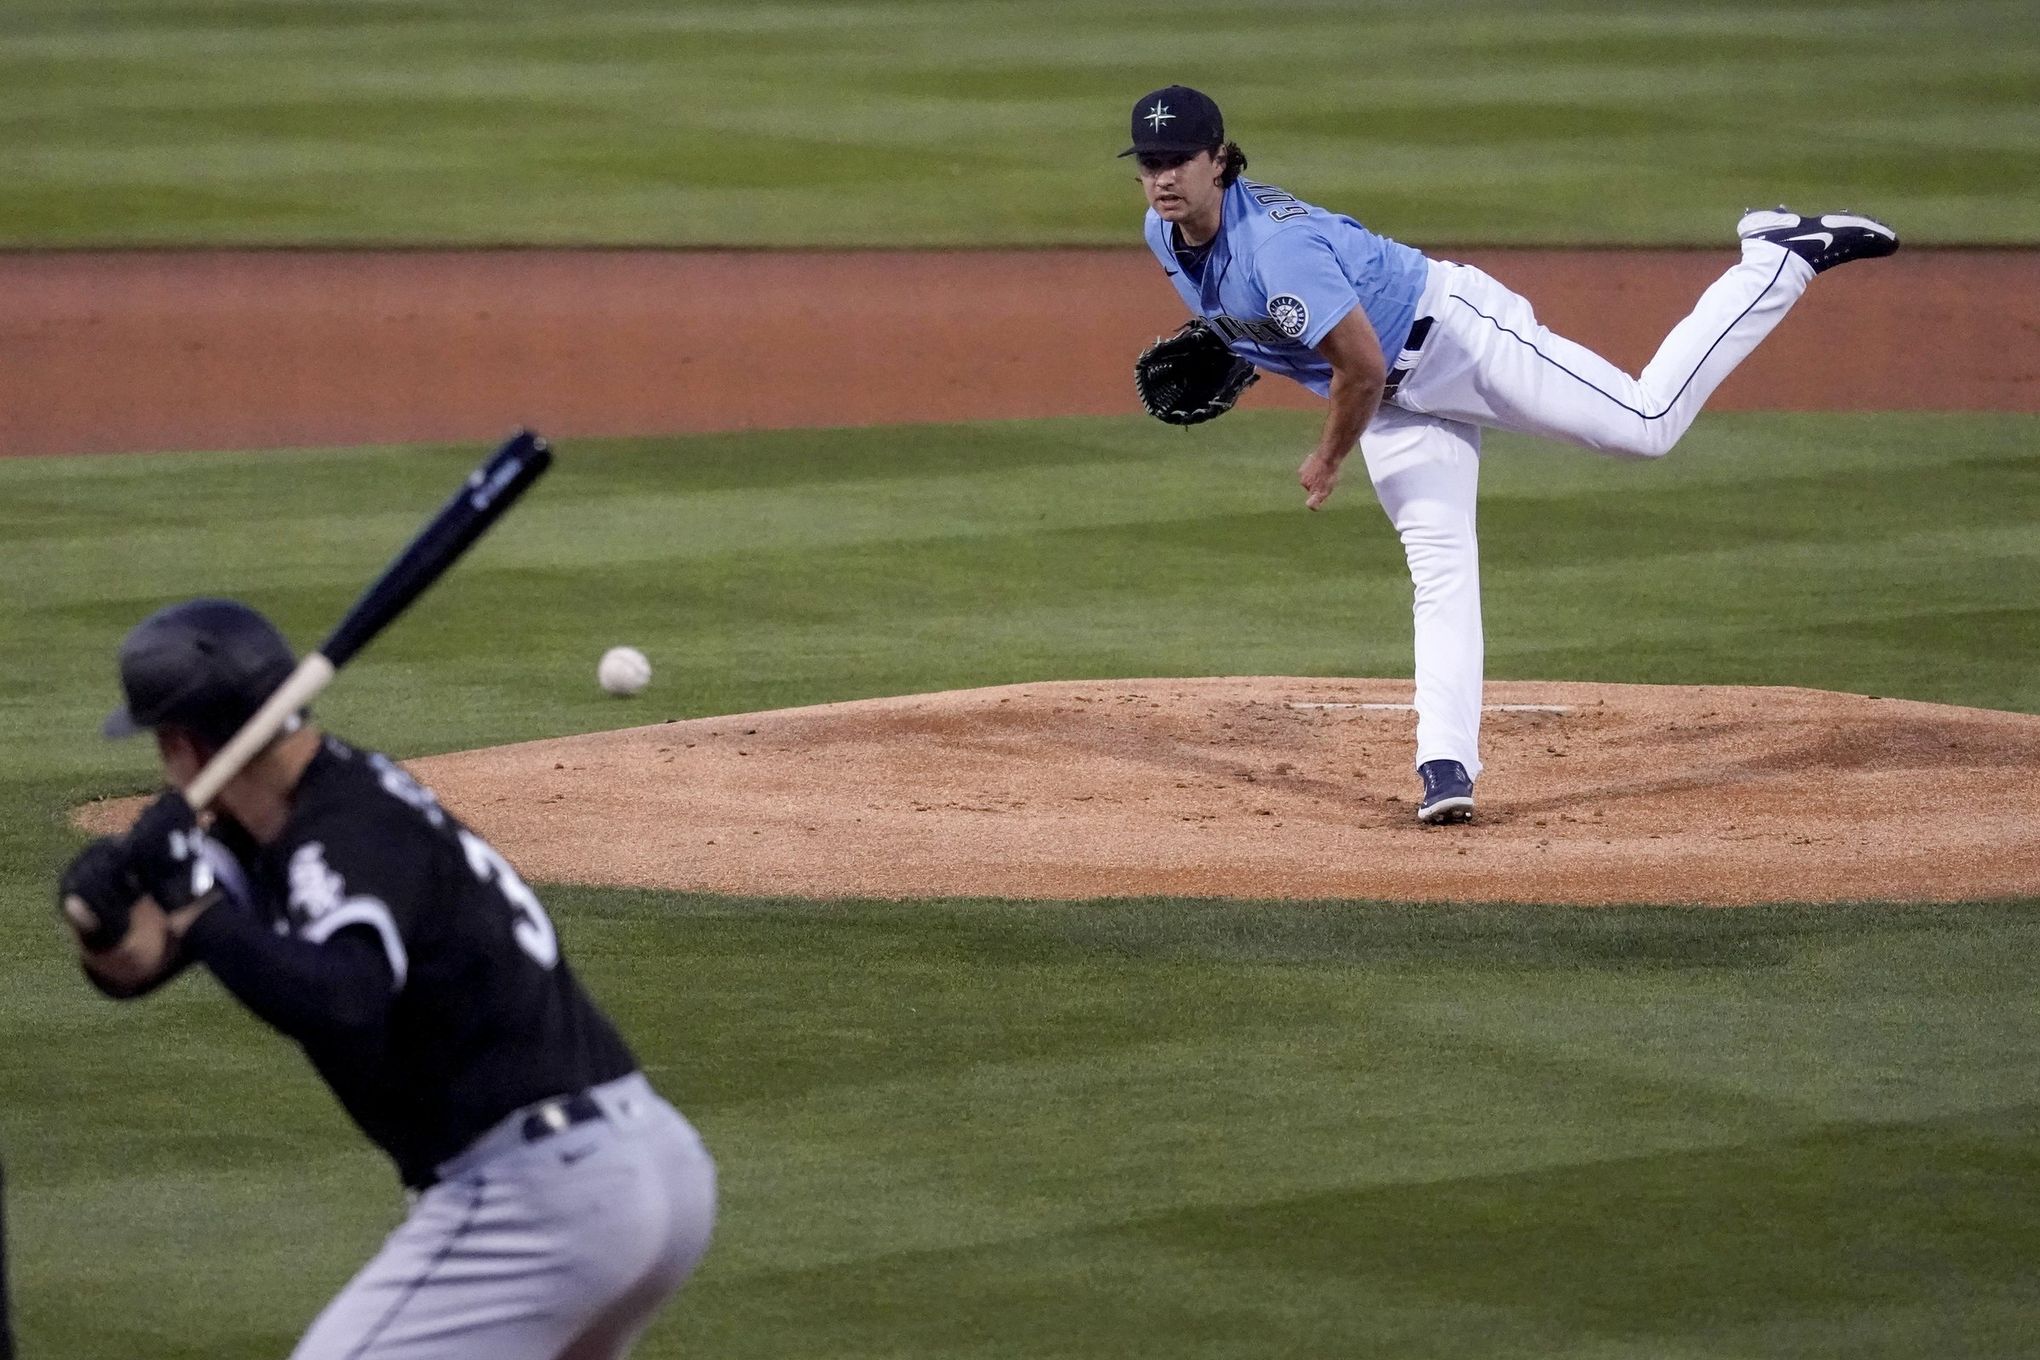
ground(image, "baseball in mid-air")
xmin=597 ymin=645 xmax=652 ymax=696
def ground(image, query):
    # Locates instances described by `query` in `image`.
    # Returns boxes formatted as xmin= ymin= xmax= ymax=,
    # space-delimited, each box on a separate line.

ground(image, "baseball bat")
xmin=182 ymin=429 xmax=552 ymax=810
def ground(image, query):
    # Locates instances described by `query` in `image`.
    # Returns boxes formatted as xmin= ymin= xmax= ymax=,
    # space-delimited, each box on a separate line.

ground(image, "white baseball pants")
xmin=1358 ymin=240 xmax=1815 ymax=777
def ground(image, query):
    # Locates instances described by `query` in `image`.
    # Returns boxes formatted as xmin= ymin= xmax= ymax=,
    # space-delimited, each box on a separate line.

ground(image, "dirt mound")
xmin=80 ymin=679 xmax=2039 ymax=906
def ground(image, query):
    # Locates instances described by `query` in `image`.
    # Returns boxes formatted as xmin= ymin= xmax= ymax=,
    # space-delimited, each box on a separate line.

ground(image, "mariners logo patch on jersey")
xmin=1268 ymin=294 xmax=1310 ymax=341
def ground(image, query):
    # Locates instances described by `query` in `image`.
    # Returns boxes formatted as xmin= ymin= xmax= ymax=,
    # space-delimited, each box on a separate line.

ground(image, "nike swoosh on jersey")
xmin=1785 ymin=231 xmax=1835 ymax=249
xmin=1163 ymin=269 xmax=1179 ymax=277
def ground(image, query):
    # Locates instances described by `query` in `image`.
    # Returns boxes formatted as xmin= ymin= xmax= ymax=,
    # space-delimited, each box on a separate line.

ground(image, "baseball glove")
xmin=1134 ymin=320 xmax=1259 ymax=426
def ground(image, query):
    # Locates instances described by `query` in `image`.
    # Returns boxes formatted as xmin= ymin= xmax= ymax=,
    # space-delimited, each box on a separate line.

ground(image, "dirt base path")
xmin=4 ymin=247 xmax=2034 ymax=458
xmin=79 ymin=678 xmax=2037 ymax=906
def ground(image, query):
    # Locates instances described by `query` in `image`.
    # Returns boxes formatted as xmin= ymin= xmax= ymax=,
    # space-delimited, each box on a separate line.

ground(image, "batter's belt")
xmin=426 ymin=1072 xmax=650 ymax=1188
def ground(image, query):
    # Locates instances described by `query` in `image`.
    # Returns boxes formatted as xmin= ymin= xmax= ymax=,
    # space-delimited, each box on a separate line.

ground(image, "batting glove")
xmin=58 ymin=838 xmax=141 ymax=952
xmin=125 ymin=790 xmax=219 ymax=915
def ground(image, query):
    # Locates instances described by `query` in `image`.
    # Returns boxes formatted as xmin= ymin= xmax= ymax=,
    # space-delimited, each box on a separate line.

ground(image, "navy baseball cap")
xmin=103 ymin=598 xmax=298 ymax=743
xmin=1119 ymin=85 xmax=1224 ymax=158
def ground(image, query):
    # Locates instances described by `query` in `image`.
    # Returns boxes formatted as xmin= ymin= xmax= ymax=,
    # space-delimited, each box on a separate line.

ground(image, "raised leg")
xmin=1404 ymin=239 xmax=1814 ymax=458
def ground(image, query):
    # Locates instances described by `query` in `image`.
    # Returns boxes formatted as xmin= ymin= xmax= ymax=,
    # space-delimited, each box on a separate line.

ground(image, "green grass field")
xmin=3 ymin=0 xmax=2036 ymax=246
xmin=7 ymin=1 xmax=2036 ymax=1350
xmin=4 ymin=412 xmax=2038 ymax=1356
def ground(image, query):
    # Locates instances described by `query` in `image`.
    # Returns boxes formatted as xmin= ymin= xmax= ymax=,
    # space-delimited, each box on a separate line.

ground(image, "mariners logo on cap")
xmin=1268 ymin=294 xmax=1309 ymax=341
xmin=1121 ymin=84 xmax=1223 ymax=158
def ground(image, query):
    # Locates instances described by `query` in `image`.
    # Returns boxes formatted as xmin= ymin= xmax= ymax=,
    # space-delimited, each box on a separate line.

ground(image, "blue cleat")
xmin=1417 ymin=759 xmax=1475 ymax=825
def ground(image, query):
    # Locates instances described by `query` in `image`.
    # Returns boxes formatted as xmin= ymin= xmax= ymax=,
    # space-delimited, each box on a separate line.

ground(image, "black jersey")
xmin=184 ymin=736 xmax=637 ymax=1187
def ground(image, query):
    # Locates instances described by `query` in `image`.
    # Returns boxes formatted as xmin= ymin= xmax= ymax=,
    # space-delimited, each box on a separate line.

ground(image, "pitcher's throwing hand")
xmin=1298 ymin=448 xmax=1343 ymax=511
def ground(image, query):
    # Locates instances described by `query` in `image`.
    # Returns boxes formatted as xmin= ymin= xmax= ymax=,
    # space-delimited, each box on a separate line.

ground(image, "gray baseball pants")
xmin=291 ymin=1074 xmax=716 ymax=1360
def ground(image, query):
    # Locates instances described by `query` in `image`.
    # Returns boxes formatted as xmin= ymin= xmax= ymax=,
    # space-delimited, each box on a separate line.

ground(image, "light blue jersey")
xmin=1143 ymin=178 xmax=1429 ymax=397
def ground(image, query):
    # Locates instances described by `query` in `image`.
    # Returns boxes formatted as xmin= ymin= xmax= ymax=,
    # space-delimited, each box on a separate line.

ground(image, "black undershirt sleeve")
xmin=182 ymin=896 xmax=394 ymax=1046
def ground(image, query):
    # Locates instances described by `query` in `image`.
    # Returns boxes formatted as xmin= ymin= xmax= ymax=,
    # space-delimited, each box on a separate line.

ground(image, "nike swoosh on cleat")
xmin=1784 ymin=231 xmax=1835 ymax=249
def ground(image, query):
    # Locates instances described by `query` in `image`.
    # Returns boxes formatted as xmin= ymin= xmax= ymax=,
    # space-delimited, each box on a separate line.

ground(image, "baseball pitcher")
xmin=1125 ymin=85 xmax=1898 ymax=823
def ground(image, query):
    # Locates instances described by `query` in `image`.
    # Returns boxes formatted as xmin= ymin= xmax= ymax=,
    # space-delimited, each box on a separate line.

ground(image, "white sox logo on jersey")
xmin=288 ymin=842 xmax=352 ymax=923
xmin=287 ymin=842 xmax=410 ymax=988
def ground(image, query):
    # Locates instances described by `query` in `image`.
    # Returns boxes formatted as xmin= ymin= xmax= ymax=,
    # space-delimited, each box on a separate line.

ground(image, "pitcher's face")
xmin=1137 ymin=149 xmax=1223 ymax=224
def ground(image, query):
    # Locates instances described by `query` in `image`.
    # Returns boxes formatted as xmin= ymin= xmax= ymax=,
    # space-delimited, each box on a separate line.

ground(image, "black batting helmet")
xmin=103 ymin=598 xmax=298 ymax=745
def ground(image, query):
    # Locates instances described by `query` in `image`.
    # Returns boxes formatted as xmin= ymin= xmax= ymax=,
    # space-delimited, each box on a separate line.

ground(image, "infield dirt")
xmin=3 ymin=246 xmax=2034 ymax=458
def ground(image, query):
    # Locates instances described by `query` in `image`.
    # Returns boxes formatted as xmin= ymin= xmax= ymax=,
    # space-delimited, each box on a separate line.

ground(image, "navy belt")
xmin=1382 ymin=315 xmax=1434 ymax=400
xmin=416 ymin=1089 xmax=612 ymax=1190
xmin=520 ymin=1090 xmax=604 ymax=1143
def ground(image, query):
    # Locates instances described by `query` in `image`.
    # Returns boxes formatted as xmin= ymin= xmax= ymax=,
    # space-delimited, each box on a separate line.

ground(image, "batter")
xmin=1122 ymin=85 xmax=1899 ymax=823
xmin=58 ymin=599 xmax=715 ymax=1358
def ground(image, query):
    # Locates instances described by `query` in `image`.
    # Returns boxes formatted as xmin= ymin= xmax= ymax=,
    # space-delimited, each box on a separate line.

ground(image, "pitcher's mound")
xmin=73 ymin=678 xmax=2040 ymax=904
xmin=382 ymin=677 xmax=2031 ymax=905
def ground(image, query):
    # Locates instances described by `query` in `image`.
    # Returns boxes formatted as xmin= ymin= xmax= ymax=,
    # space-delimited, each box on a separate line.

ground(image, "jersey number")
xmin=457 ymin=829 xmax=560 ymax=969
xmin=1247 ymin=185 xmax=1308 ymax=222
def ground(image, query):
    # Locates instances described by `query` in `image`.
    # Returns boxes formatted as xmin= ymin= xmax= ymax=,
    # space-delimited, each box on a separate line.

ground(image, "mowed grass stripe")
xmin=20 ymin=892 xmax=2025 ymax=1356
xmin=2 ymin=0 xmax=2034 ymax=244
xmin=696 ymin=1123 xmax=2038 ymax=1358
xmin=563 ymin=896 xmax=2040 ymax=1358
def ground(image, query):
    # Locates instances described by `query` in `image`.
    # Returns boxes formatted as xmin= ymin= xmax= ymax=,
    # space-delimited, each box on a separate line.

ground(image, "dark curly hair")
xmin=1218 ymin=141 xmax=1248 ymax=186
